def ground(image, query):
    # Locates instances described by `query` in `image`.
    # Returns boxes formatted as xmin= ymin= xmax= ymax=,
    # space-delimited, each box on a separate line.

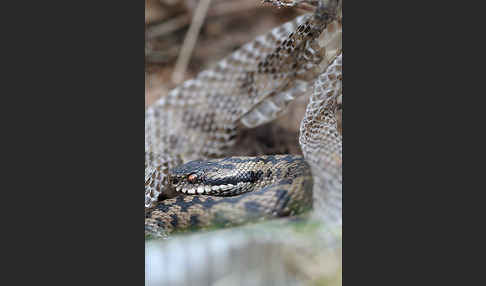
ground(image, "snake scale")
xmin=146 ymin=0 xmax=342 ymax=284
xmin=146 ymin=154 xmax=315 ymax=236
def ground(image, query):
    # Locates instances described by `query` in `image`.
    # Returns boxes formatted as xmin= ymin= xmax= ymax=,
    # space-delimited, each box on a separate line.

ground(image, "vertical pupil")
xmin=188 ymin=174 xmax=197 ymax=183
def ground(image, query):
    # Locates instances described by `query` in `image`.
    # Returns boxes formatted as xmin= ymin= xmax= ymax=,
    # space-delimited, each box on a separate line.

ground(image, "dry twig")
xmin=172 ymin=0 xmax=213 ymax=84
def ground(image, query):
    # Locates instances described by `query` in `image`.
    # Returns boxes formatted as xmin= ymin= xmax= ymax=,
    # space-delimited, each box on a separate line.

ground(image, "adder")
xmin=145 ymin=0 xmax=342 ymax=239
xmin=146 ymin=1 xmax=342 ymax=284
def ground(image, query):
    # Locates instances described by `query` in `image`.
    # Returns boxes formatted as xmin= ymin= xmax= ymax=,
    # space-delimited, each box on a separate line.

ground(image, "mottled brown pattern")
xmin=145 ymin=0 xmax=342 ymax=238
xmin=145 ymin=155 xmax=313 ymax=236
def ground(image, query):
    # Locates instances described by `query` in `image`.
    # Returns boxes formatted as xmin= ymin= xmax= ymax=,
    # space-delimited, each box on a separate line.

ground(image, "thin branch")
xmin=147 ymin=0 xmax=257 ymax=40
xmin=172 ymin=0 xmax=213 ymax=84
xmin=146 ymin=14 xmax=191 ymax=39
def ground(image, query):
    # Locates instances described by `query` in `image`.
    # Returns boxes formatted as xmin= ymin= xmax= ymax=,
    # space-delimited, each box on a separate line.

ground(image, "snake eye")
xmin=188 ymin=174 xmax=197 ymax=183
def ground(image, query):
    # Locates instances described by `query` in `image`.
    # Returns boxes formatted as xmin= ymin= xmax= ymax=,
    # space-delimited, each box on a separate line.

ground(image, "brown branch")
xmin=171 ymin=0 xmax=213 ymax=84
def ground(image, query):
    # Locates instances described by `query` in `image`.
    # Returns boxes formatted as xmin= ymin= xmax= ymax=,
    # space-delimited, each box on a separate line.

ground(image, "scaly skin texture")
xmin=145 ymin=0 xmax=342 ymax=238
xmin=145 ymin=155 xmax=313 ymax=236
xmin=146 ymin=2 xmax=342 ymax=284
xmin=145 ymin=52 xmax=343 ymax=284
xmin=300 ymin=52 xmax=342 ymax=225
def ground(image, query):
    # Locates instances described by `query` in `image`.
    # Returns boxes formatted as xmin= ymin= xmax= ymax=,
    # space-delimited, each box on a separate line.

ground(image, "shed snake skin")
xmin=145 ymin=0 xmax=342 ymax=284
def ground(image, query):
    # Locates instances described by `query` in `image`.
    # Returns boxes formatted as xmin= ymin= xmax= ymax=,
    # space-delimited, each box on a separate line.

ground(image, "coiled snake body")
xmin=146 ymin=155 xmax=313 ymax=236
xmin=146 ymin=2 xmax=342 ymax=284
xmin=145 ymin=0 xmax=342 ymax=239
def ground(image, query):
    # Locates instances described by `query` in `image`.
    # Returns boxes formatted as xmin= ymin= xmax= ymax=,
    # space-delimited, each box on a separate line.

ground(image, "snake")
xmin=146 ymin=155 xmax=313 ymax=236
xmin=145 ymin=2 xmax=342 ymax=284
xmin=145 ymin=0 xmax=342 ymax=240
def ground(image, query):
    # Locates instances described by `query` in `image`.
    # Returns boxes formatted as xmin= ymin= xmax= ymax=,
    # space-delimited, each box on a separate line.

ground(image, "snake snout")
xmin=168 ymin=158 xmax=270 ymax=196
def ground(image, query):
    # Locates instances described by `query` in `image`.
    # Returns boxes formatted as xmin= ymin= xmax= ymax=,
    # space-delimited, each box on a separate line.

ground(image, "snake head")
xmin=169 ymin=158 xmax=264 ymax=196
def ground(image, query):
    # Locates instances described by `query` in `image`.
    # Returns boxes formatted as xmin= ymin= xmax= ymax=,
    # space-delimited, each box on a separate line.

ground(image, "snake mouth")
xmin=169 ymin=159 xmax=265 ymax=196
xmin=174 ymin=181 xmax=253 ymax=196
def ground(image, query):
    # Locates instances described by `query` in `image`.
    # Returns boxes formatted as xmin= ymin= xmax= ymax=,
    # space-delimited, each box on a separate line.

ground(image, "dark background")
xmin=1 ymin=0 xmax=478 ymax=285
